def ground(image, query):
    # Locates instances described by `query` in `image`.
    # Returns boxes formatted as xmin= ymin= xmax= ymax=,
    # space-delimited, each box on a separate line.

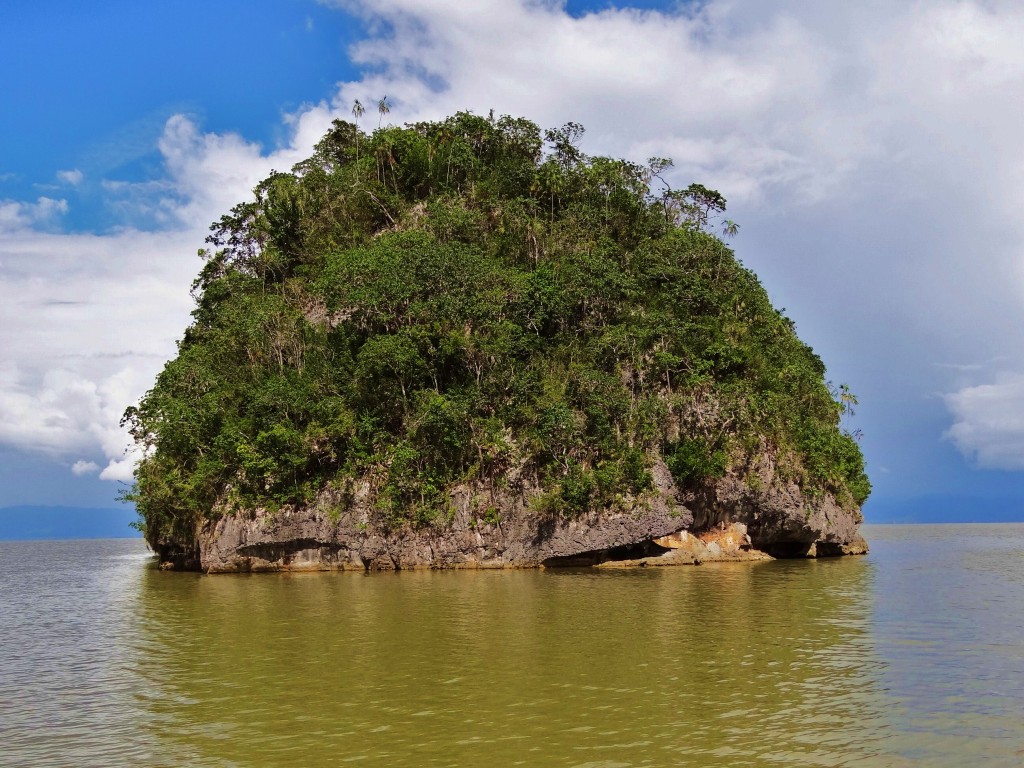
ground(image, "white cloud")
xmin=945 ymin=375 xmax=1024 ymax=469
xmin=57 ymin=169 xmax=84 ymax=186
xmin=0 ymin=156 xmax=215 ymax=480
xmin=0 ymin=197 xmax=68 ymax=231
xmin=329 ymin=0 xmax=869 ymax=202
xmin=100 ymin=455 xmax=138 ymax=482
xmin=0 ymin=114 xmax=342 ymax=482
xmin=71 ymin=460 xmax=100 ymax=476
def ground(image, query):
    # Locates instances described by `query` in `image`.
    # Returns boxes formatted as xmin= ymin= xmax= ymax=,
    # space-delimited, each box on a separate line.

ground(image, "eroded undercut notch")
xmin=542 ymin=538 xmax=674 ymax=568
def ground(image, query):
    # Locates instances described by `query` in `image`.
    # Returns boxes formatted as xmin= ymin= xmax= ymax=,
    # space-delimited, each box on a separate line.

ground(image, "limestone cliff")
xmin=152 ymin=460 xmax=866 ymax=572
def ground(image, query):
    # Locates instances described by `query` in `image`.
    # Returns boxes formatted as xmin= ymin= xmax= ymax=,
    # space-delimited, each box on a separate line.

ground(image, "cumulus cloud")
xmin=945 ymin=375 xmax=1024 ymax=469
xmin=0 ymin=193 xmax=222 ymax=479
xmin=71 ymin=460 xmax=100 ymax=476
xmin=0 ymin=112 xmax=344 ymax=481
xmin=57 ymin=169 xmax=84 ymax=186
xmin=0 ymin=197 xmax=68 ymax=230
xmin=327 ymin=0 xmax=900 ymax=201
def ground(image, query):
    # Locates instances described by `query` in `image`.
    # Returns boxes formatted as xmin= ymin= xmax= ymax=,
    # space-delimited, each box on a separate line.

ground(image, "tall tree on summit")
xmin=352 ymin=99 xmax=365 ymax=163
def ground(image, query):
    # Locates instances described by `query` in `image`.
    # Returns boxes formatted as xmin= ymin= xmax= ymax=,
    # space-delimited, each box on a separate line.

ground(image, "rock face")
xmin=203 ymin=462 xmax=691 ymax=572
xmin=152 ymin=460 xmax=867 ymax=572
xmin=651 ymin=523 xmax=770 ymax=564
xmin=689 ymin=451 xmax=864 ymax=558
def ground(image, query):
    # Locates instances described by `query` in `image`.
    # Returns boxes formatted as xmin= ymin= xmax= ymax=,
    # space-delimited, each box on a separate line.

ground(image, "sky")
xmin=2 ymin=0 xmax=1024 ymax=523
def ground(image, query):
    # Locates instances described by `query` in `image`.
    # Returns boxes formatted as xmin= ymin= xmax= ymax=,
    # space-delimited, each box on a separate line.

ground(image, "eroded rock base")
xmin=151 ymin=462 xmax=868 ymax=572
xmin=159 ymin=520 xmax=868 ymax=572
xmin=551 ymin=525 xmax=870 ymax=569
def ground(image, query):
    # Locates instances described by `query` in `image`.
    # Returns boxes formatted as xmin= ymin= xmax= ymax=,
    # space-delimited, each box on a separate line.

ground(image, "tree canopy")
xmin=124 ymin=112 xmax=869 ymax=544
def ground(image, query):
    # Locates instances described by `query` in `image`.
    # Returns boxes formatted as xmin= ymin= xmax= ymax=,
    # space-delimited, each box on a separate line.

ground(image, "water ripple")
xmin=2 ymin=529 xmax=1024 ymax=766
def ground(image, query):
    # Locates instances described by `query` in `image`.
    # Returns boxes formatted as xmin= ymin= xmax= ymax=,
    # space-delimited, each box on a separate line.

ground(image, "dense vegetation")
xmin=124 ymin=112 xmax=868 ymax=543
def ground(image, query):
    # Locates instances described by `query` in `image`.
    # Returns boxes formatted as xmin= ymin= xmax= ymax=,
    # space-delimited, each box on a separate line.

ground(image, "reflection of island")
xmin=131 ymin=556 xmax=905 ymax=767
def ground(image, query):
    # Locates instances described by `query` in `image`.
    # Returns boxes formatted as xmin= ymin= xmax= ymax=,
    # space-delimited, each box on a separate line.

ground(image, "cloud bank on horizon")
xmin=2 ymin=0 xmax=1024 ymax=503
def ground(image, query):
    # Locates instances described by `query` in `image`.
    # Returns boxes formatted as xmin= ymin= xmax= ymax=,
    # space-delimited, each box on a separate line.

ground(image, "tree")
xmin=352 ymin=100 xmax=365 ymax=164
xmin=838 ymin=383 xmax=858 ymax=417
xmin=377 ymin=96 xmax=391 ymax=128
xmin=680 ymin=183 xmax=726 ymax=230
xmin=645 ymin=157 xmax=673 ymax=190
xmin=544 ymin=122 xmax=586 ymax=169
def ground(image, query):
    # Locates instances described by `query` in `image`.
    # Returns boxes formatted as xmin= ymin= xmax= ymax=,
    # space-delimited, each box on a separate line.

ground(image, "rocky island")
xmin=124 ymin=112 xmax=869 ymax=572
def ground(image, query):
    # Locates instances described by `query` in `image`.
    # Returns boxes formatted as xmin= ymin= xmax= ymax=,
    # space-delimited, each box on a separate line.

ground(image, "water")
xmin=1 ymin=525 xmax=1023 ymax=767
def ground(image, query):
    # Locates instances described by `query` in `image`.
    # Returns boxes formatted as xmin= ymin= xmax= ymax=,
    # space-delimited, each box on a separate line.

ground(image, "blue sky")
xmin=3 ymin=0 xmax=1024 ymax=524
xmin=0 ymin=0 xmax=363 ymax=231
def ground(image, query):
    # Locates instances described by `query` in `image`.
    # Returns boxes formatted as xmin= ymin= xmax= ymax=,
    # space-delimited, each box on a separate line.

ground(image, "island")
xmin=123 ymin=112 xmax=869 ymax=572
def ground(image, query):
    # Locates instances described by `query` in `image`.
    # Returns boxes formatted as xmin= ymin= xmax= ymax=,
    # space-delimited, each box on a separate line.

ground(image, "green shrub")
xmin=665 ymin=437 xmax=728 ymax=489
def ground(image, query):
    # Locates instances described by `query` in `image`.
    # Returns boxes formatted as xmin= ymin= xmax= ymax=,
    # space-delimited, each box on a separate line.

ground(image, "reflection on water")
xmin=131 ymin=559 xmax=882 ymax=767
xmin=2 ymin=527 xmax=1024 ymax=766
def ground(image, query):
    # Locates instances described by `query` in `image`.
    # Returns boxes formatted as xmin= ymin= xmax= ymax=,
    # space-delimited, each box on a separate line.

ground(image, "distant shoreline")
xmin=0 ymin=534 xmax=144 ymax=543
xmin=5 ymin=521 xmax=1024 ymax=546
xmin=0 ymin=505 xmax=142 ymax=542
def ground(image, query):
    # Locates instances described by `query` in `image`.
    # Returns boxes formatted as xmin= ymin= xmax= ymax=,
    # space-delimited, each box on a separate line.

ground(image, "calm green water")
xmin=2 ymin=525 xmax=1023 ymax=767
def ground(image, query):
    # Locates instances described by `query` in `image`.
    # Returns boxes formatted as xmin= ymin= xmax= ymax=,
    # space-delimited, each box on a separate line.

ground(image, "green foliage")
xmin=126 ymin=111 xmax=869 ymax=546
xmin=664 ymin=437 xmax=728 ymax=489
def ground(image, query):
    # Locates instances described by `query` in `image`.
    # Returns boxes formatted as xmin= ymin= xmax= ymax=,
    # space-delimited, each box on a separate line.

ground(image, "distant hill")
xmin=864 ymin=495 xmax=1024 ymax=524
xmin=0 ymin=506 xmax=142 ymax=541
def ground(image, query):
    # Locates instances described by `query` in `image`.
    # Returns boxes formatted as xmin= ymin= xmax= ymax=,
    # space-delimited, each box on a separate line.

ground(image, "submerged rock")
xmin=650 ymin=522 xmax=769 ymax=564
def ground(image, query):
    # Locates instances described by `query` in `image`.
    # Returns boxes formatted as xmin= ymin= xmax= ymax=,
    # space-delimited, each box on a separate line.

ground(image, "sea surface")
xmin=1 ymin=524 xmax=1023 ymax=767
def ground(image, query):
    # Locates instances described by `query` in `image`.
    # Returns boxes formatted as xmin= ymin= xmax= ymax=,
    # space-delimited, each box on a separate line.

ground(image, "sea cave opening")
xmin=541 ymin=538 xmax=673 ymax=568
